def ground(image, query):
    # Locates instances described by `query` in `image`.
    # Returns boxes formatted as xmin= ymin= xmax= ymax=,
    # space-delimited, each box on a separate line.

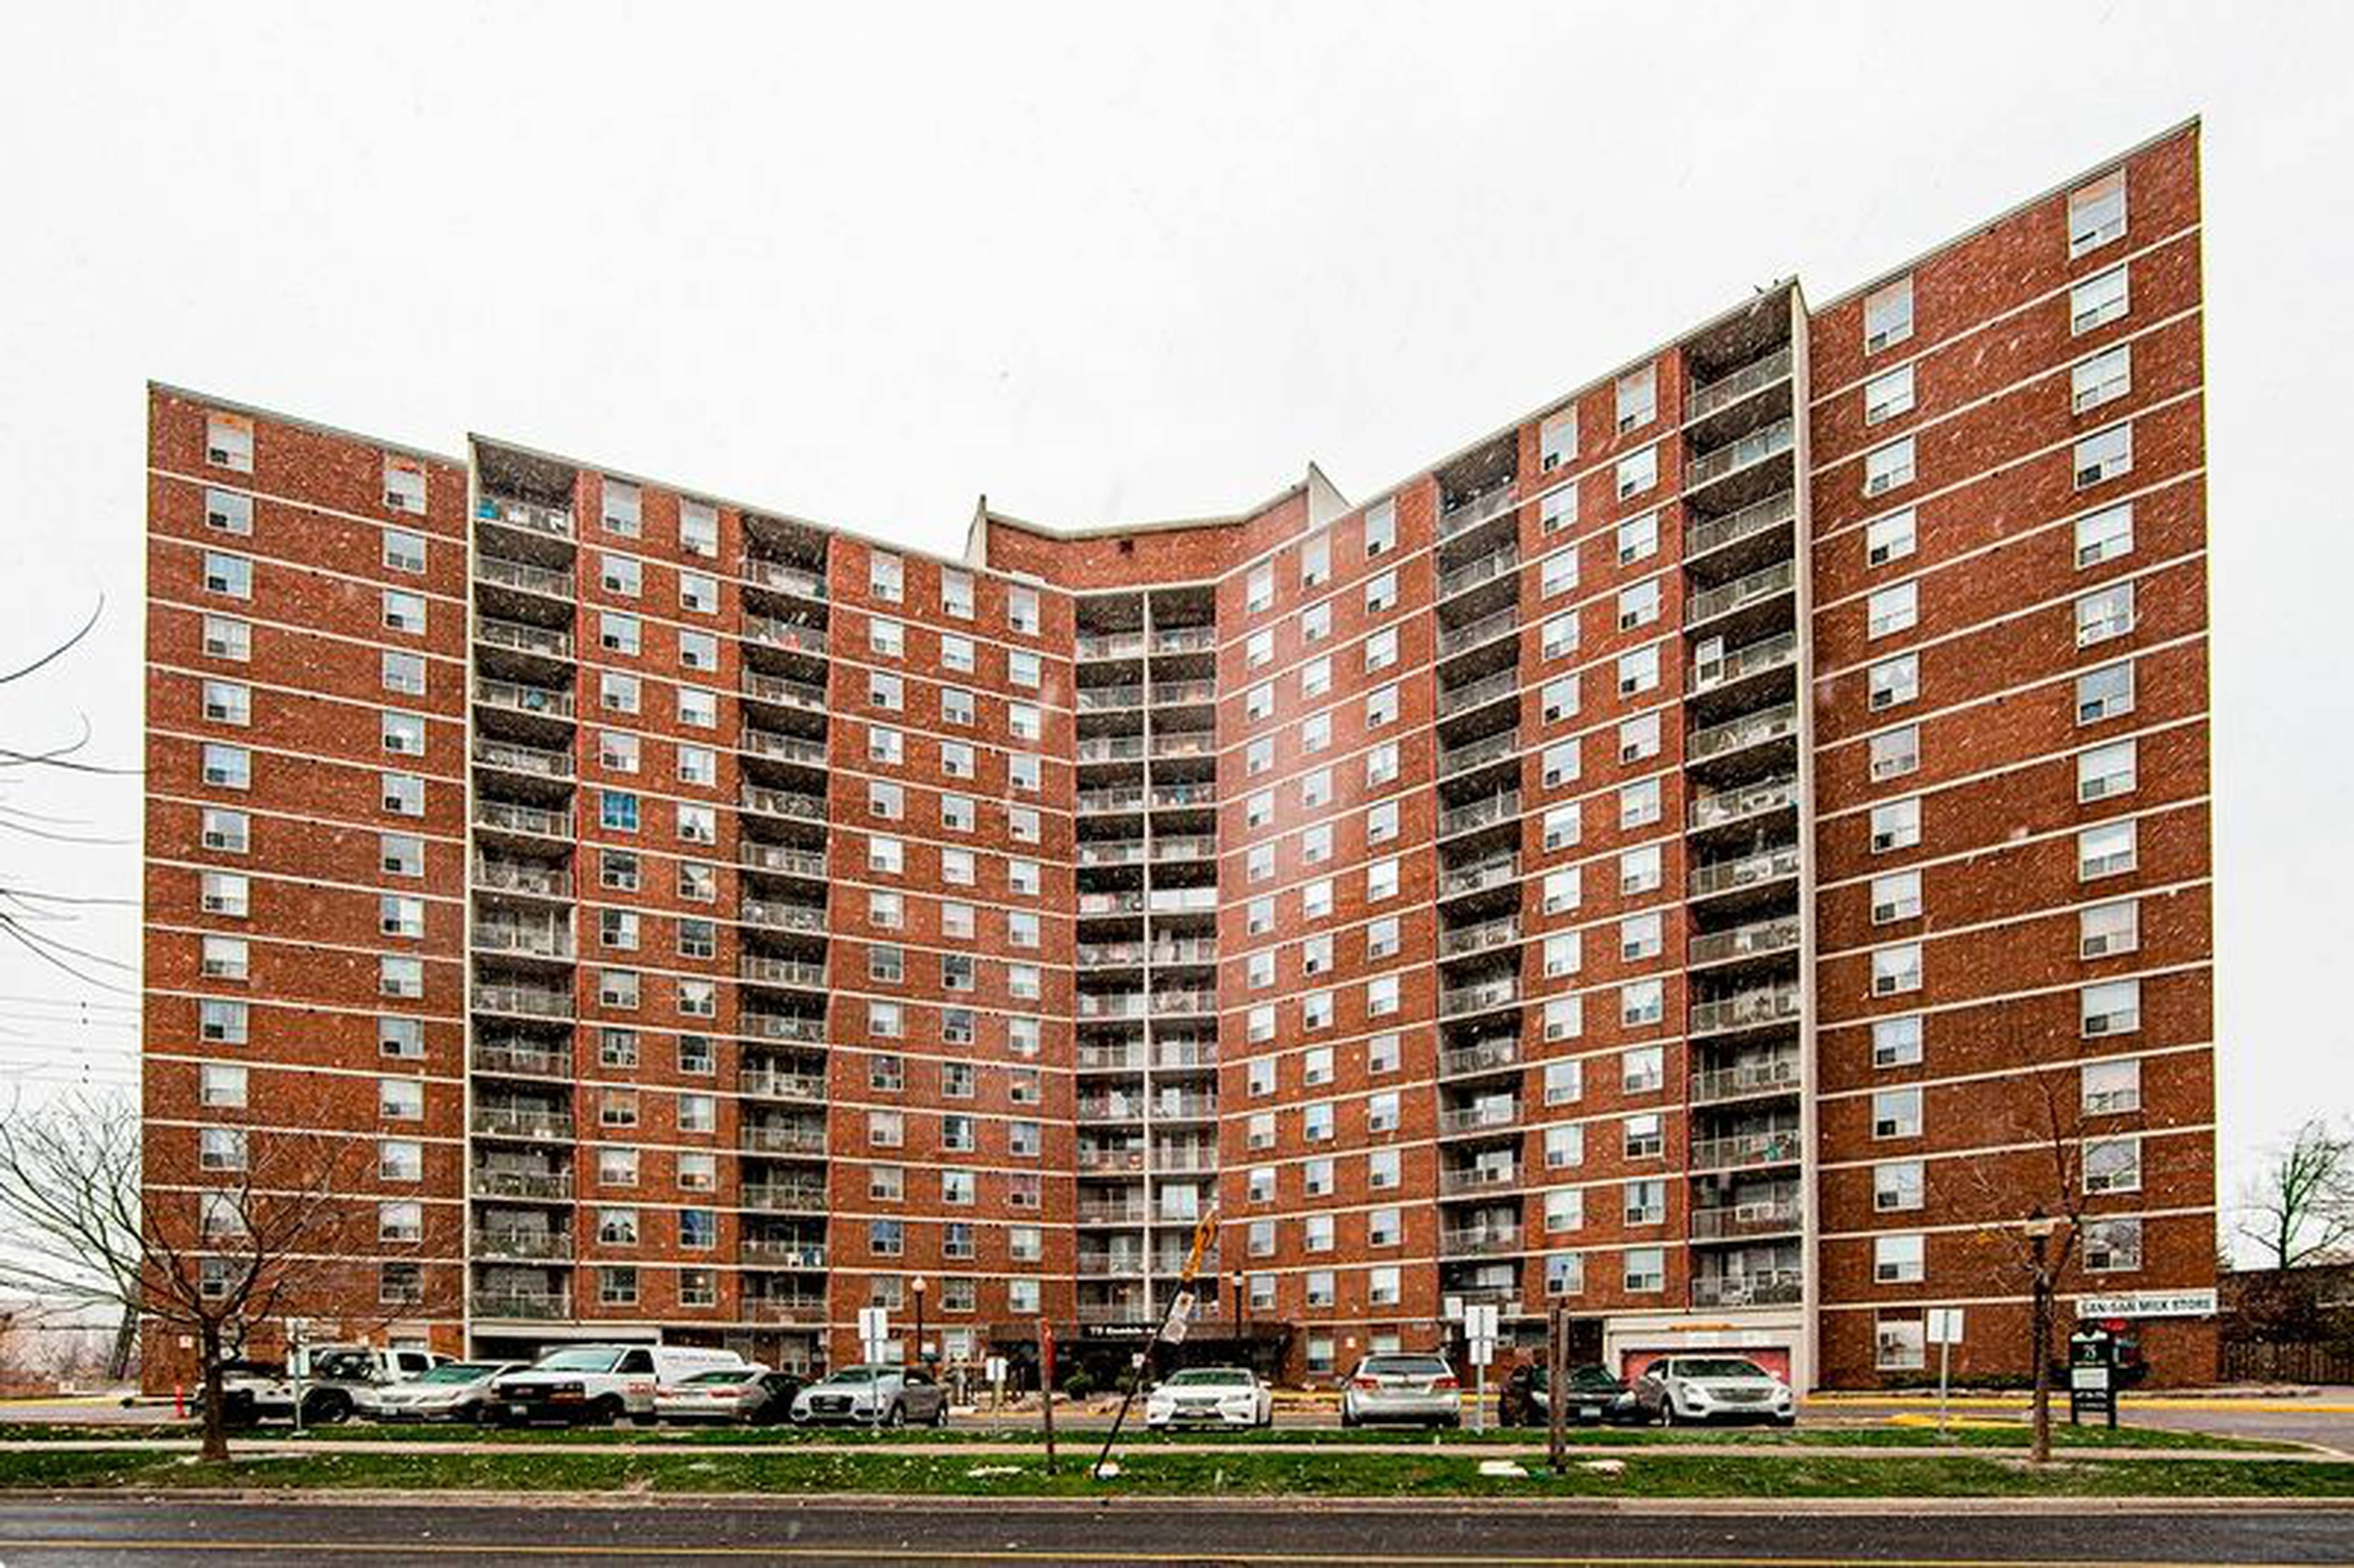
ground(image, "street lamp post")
xmin=2022 ymin=1208 xmax=2059 ymax=1464
xmin=1229 ymin=1269 xmax=1247 ymax=1374
xmin=910 ymin=1275 xmax=929 ymax=1371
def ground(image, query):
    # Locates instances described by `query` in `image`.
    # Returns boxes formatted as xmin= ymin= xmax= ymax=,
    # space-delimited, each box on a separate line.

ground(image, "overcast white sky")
xmin=0 ymin=1 xmax=2343 ymax=1249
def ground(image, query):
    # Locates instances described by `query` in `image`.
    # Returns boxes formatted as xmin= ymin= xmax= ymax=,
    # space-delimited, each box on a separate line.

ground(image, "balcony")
xmin=475 ymin=858 xmax=573 ymax=899
xmin=1077 ymin=890 xmax=1147 ymax=917
xmin=1438 ymin=545 xmax=1517 ymax=599
xmin=1077 ymin=1096 xmax=1145 ymax=1123
xmin=740 ymin=956 xmax=826 ymax=988
xmin=1689 ymin=1128 xmax=1804 ymax=1171
xmin=477 ymin=555 xmax=574 ymax=599
xmin=1439 ymin=666 xmax=1520 ymax=718
xmin=742 ymin=1181 xmax=830 ymax=1214
xmin=1689 ymin=842 xmax=1801 ymax=899
xmin=470 ymin=1290 xmax=572 ymax=1320
xmin=1151 ymin=678 xmax=1216 ymax=706
xmin=1151 ymin=626 xmax=1216 ymax=655
xmin=473 ymin=1038 xmax=569 ymax=1076
xmin=476 ymin=495 xmax=574 ymax=539
xmin=1440 ymin=1225 xmax=1522 ymax=1257
xmin=1078 ymin=1252 xmax=1145 ymax=1279
xmin=474 ymin=984 xmax=573 ymax=1019
xmin=1153 ymin=1037 xmax=1218 ymax=1070
xmin=1685 ymin=417 xmax=1793 ymax=490
xmin=475 ymin=677 xmax=575 ymax=718
xmin=1689 ymin=984 xmax=1802 ymax=1036
xmin=1076 ymin=735 xmax=1147 ymax=764
xmin=740 ymin=842 xmax=828 ymax=878
xmin=1150 ymin=989 xmax=1216 ymax=1018
xmin=476 ymin=617 xmax=574 ymax=660
xmin=472 ymin=1105 xmax=574 ymax=1141
xmin=1149 ymin=731 xmax=1214 ymax=759
xmin=739 ymin=672 xmax=829 ymax=714
xmin=1153 ymin=780 xmax=1216 ymax=808
xmin=1692 ymin=632 xmax=1798 ymax=695
xmin=1439 ymin=1163 xmax=1522 ymax=1197
xmin=1152 ymin=1092 xmax=1219 ymax=1120
xmin=741 ymin=1013 xmax=825 ymax=1045
xmin=1076 ymin=785 xmax=1146 ymax=814
xmin=474 ymin=799 xmax=571 ymax=839
xmin=1692 ymin=1053 xmax=1802 ymax=1105
xmin=742 ymin=1298 xmax=829 ymax=1325
xmin=474 ymin=739 xmax=573 ymax=779
xmin=1689 ymin=1200 xmax=1802 ymax=1241
xmin=1691 ymin=776 xmax=1799 ymax=831
xmin=1688 ymin=916 xmax=1802 ymax=969
xmin=1151 ymin=835 xmax=1215 ymax=863
xmin=1077 ymin=839 xmax=1146 ymax=867
xmin=1440 ymin=790 xmax=1519 ymax=838
xmin=1438 ymin=1100 xmax=1522 ymax=1135
xmin=1077 ymin=992 xmax=1146 ymax=1021
xmin=1438 ymin=606 xmax=1517 ymax=658
xmin=1686 ymin=490 xmax=1797 ymax=560
xmin=1149 ymin=1144 xmax=1218 ymax=1174
xmin=743 ymin=614 xmax=828 ymax=655
xmin=1076 ymin=1146 xmax=1146 ymax=1173
xmin=1440 ymin=729 xmax=1517 ymax=778
xmin=1439 ymin=1035 xmax=1520 ymax=1078
xmin=1075 ymin=937 xmax=1218 ymax=967
xmin=1442 ymin=915 xmax=1520 ymax=958
xmin=1438 ymin=478 xmax=1520 ymax=538
xmin=1439 ymin=977 xmax=1519 ymax=1019
xmin=1691 ymin=1271 xmax=1804 ymax=1309
xmin=741 ymin=1122 xmax=828 ymax=1156
xmin=1685 ymin=560 xmax=1796 ymax=629
xmin=741 ymin=728 xmax=828 ymax=766
xmin=474 ymin=1228 xmax=573 ymax=1261
xmin=1686 ymin=346 xmax=1794 ymax=425
xmin=1076 ymin=1043 xmax=1145 ymax=1071
xmin=1078 ymin=684 xmax=1143 ymax=712
xmin=1076 ymin=1300 xmax=1148 ymax=1325
xmin=1077 ymin=1200 xmax=1150 ymax=1225
xmin=472 ymin=921 xmax=573 ymax=959
xmin=741 ymin=1238 xmax=829 ymax=1268
xmin=1076 ymin=631 xmax=1146 ymax=660
xmin=741 ymin=897 xmax=826 ymax=934
xmin=1441 ymin=854 xmax=1518 ymax=899
xmin=744 ymin=559 xmax=828 ymax=600
xmin=741 ymin=1068 xmax=828 ymax=1103
xmin=1689 ymin=704 xmax=1799 ymax=764
xmin=740 ymin=784 xmax=826 ymax=821
xmin=471 ymin=1167 xmax=572 ymax=1200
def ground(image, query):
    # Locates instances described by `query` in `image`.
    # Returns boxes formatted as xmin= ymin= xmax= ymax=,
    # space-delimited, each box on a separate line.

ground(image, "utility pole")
xmin=1545 ymin=1304 xmax=1567 ymax=1475
xmin=1039 ymin=1318 xmax=1057 ymax=1476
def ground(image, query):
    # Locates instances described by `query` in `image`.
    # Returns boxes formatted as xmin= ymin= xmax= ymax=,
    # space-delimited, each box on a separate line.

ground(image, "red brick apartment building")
xmin=142 ymin=121 xmax=2214 ymax=1391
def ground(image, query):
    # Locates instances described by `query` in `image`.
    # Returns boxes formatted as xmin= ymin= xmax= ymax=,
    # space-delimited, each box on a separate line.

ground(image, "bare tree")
xmin=2236 ymin=1120 xmax=2354 ymax=1271
xmin=1970 ymin=1067 xmax=2092 ymax=1464
xmin=0 ymin=1091 xmax=369 ymax=1460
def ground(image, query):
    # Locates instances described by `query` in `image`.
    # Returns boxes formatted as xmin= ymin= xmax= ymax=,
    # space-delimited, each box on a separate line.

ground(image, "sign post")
xmin=1463 ymin=1302 xmax=1498 ymax=1434
xmin=1544 ymin=1304 xmax=1567 ymax=1475
xmin=1092 ymin=1206 xmax=1217 ymax=1481
xmin=1925 ymin=1307 xmax=1964 ymax=1436
xmin=857 ymin=1306 xmax=891 ymax=1433
xmin=1039 ymin=1319 xmax=1057 ymax=1475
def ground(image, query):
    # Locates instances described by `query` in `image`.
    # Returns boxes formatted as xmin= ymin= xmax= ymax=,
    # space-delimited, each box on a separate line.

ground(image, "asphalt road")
xmin=2 ymin=1496 xmax=2351 ymax=1565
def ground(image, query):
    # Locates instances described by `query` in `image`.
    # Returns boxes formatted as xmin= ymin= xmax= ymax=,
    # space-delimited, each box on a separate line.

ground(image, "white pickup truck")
xmin=210 ymin=1344 xmax=450 ymax=1425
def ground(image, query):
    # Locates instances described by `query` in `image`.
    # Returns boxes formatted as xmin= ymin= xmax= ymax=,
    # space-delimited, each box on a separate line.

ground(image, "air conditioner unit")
xmin=1871 ymin=831 xmax=1899 ymax=852
xmin=2084 ymin=1013 xmax=2117 ymax=1037
xmin=2076 ymin=464 xmax=2105 ymax=487
xmin=1874 ymin=1263 xmax=1905 ymax=1282
xmin=1872 ymin=900 xmax=1905 ymax=923
xmin=1868 ymin=541 xmax=1897 ymax=566
xmin=1872 ymin=972 xmax=1910 ymax=996
xmin=1866 ymin=473 xmax=1893 ymax=497
xmin=1867 ymin=329 xmax=1894 ymax=353
xmin=207 ymin=446 xmax=230 ymax=464
xmin=1875 ymin=1190 xmax=1904 ymax=1212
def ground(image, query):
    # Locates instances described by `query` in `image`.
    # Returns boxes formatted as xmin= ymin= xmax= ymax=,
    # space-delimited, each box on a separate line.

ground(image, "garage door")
xmin=1619 ymin=1345 xmax=1792 ymax=1382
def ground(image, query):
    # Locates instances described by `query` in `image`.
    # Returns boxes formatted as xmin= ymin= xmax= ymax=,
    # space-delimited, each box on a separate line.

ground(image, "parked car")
xmin=1339 ymin=1353 xmax=1461 ymax=1428
xmin=1495 ymin=1362 xmax=1640 ymax=1428
xmin=1144 ymin=1366 xmax=1273 ymax=1429
xmin=362 ymin=1361 xmax=526 ymax=1423
xmin=655 ymin=1364 xmax=805 ymax=1425
xmin=1629 ymin=1356 xmax=1796 ymax=1426
xmin=206 ymin=1345 xmax=449 ymax=1426
xmin=790 ymin=1364 xmax=947 ymax=1427
xmin=492 ymin=1344 xmax=746 ymax=1426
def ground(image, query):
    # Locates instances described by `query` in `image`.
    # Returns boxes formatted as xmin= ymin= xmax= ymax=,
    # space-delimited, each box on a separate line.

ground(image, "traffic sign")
xmin=1925 ymin=1308 xmax=1965 ymax=1344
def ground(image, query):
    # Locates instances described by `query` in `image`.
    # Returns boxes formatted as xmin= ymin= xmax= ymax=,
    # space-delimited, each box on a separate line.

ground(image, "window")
xmin=1616 ymin=646 xmax=1659 ymax=695
xmin=1871 ymin=942 xmax=1922 ymax=996
xmin=1367 ymin=1033 xmax=1401 ymax=1075
xmin=1617 ymin=579 xmax=1661 ymax=630
xmin=381 ymin=894 xmax=425 ymax=940
xmin=1542 ymin=995 xmax=1583 ymax=1044
xmin=1541 ymin=484 xmax=1578 ymax=534
xmin=383 ymin=527 xmax=427 ymax=574
xmin=1864 ymin=438 xmax=1916 ymax=497
xmin=2083 ymin=1057 xmax=2143 ymax=1116
xmin=1300 ymin=531 xmax=1330 ymax=587
xmin=2075 ymin=424 xmax=2133 ymax=488
xmin=1245 ymin=628 xmax=1274 ymax=670
xmin=2082 ymin=978 xmax=2141 ymax=1037
xmin=199 ymin=998 xmax=246 ymax=1044
xmin=1866 ymin=508 xmax=1917 ymax=567
xmin=2078 ymin=738 xmax=2138 ymax=802
xmin=1364 ymin=570 xmax=1398 ymax=614
xmin=679 ymin=498 xmax=718 ymax=557
xmin=1366 ymin=858 xmax=1398 ymax=901
xmin=201 ymin=809 xmax=251 ymax=855
xmin=1366 ymin=626 xmax=1400 ymax=671
xmin=868 ymin=549 xmax=902 ymax=603
xmin=200 ymin=935 xmax=248 ymax=981
xmin=1619 ymin=778 xmax=1660 ymax=829
xmin=1875 ymin=1160 xmax=1925 ymax=1213
xmin=201 ymin=870 xmax=249 ymax=916
xmin=1870 ymin=725 xmax=1920 ymax=781
xmin=202 ymin=680 xmax=250 ymax=726
xmin=1871 ymin=870 xmax=1922 ymax=924
xmin=1245 ymin=561 xmax=1275 ymax=614
xmin=202 ymin=614 xmax=250 ymax=661
xmin=1540 ymin=676 xmax=1579 ymax=725
xmin=378 ymin=1076 xmax=424 ymax=1122
xmin=199 ymin=1127 xmax=247 ymax=1171
xmin=1868 ymin=654 xmax=1919 ymax=710
xmin=203 ymin=552 xmax=253 ymax=599
xmin=868 ymin=615 xmax=904 ymax=658
xmin=2076 ymin=580 xmax=2136 ymax=647
xmin=1542 ymin=742 xmax=1580 ymax=791
xmin=1873 ymin=1087 xmax=1922 ymax=1139
xmin=1545 ymin=930 xmax=1583 ymax=976
xmin=1864 ymin=364 xmax=1915 ymax=425
xmin=1616 ymin=362 xmax=1656 ymax=430
xmin=379 ymin=1016 xmax=422 ymax=1059
xmin=1363 ymin=499 xmax=1396 ymax=557
xmin=205 ymin=412 xmax=253 ymax=471
xmin=1544 ymin=1122 xmax=1585 ymax=1170
xmin=2072 ymin=265 xmax=2130 ymax=333
xmin=378 ymin=1139 xmax=423 ymax=1183
xmin=381 ymin=710 xmax=427 ymax=756
xmin=940 ymin=568 xmax=975 ymax=618
xmin=1864 ymin=276 xmax=1913 ymax=352
xmin=940 ymin=636 xmax=975 ymax=675
xmin=1007 ymin=585 xmax=1039 ymax=633
xmin=2085 ymin=1135 xmax=2143 ymax=1195
xmin=379 ymin=649 xmax=427 ymax=697
xmin=2081 ymin=897 xmax=2140 ymax=959
xmin=1615 ymin=444 xmax=1656 ymax=500
xmin=1541 ymin=548 xmax=1580 ymax=599
xmin=1623 ymin=1247 xmax=1665 ymax=1293
xmin=1621 ymin=845 xmax=1663 ymax=895
xmin=2068 ymin=169 xmax=2127 ymax=256
xmin=2076 ymin=661 xmax=2135 ymax=724
xmin=1873 ymin=1014 xmax=1923 ymax=1068
xmin=201 ymin=744 xmax=249 ymax=790
xmin=1874 ymin=1233 xmax=1925 ymax=1284
xmin=1870 ymin=797 xmax=1921 ymax=853
xmin=2084 ymin=1217 xmax=2143 ymax=1273
xmin=1542 ymin=802 xmax=1581 ymax=851
xmin=2073 ymin=345 xmax=2132 ymax=414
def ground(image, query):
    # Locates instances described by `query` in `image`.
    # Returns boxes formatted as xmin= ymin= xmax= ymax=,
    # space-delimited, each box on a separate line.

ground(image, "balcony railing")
xmin=740 ymin=784 xmax=826 ymax=821
xmin=741 ymin=1122 xmax=828 ymax=1155
xmin=1152 ymin=678 xmax=1216 ymax=706
xmin=1439 ymin=1163 xmax=1522 ymax=1196
xmin=1439 ymin=978 xmax=1519 ymax=1019
xmin=1691 ymin=775 xmax=1799 ymax=831
xmin=1151 ymin=990 xmax=1216 ymax=1018
xmin=1440 ymin=790 xmax=1519 ymax=837
xmin=1077 ymin=992 xmax=1146 ymax=1021
xmin=739 ymin=842 xmax=828 ymax=878
xmin=1076 ymin=735 xmax=1147 ymax=763
xmin=1686 ymin=345 xmax=1794 ymax=424
xmin=1693 ymin=631 xmax=1799 ymax=695
xmin=1078 ymin=1097 xmax=1144 ymax=1123
xmin=1685 ymin=560 xmax=1796 ymax=628
xmin=1077 ymin=890 xmax=1147 ymax=917
xmin=474 ymin=1228 xmax=573 ymax=1261
xmin=1440 ymin=729 xmax=1518 ymax=778
xmin=741 ymin=1298 xmax=829 ymax=1325
xmin=1151 ymin=626 xmax=1216 ymax=655
xmin=1153 ymin=1092 xmax=1219 ymax=1119
xmin=474 ymin=984 xmax=573 ymax=1019
xmin=1149 ymin=731 xmax=1214 ymax=759
xmin=1441 ymin=854 xmax=1518 ymax=898
xmin=470 ymin=1290 xmax=572 ymax=1320
xmin=476 ymin=617 xmax=574 ymax=660
xmin=742 ymin=1182 xmax=830 ymax=1213
xmin=1688 ymin=917 xmax=1802 ymax=968
xmin=1689 ymin=985 xmax=1802 ymax=1035
xmin=474 ymin=739 xmax=574 ymax=779
xmin=1075 ymin=937 xmax=1219 ymax=967
xmin=740 ymin=956 xmax=826 ymax=988
xmin=741 ymin=897 xmax=826 ymax=933
xmin=1154 ymin=1038 xmax=1218 ymax=1069
xmin=471 ymin=1167 xmax=572 ymax=1200
xmin=741 ymin=728 xmax=828 ymax=766
xmin=1077 ymin=839 xmax=1146 ymax=867
xmin=1439 ymin=666 xmax=1520 ymax=717
xmin=1438 ymin=478 xmax=1521 ymax=538
xmin=1689 ymin=1128 xmax=1804 ymax=1171
xmin=1689 ymin=842 xmax=1801 ymax=899
xmin=472 ymin=921 xmax=573 ymax=959
xmin=1689 ymin=1200 xmax=1802 ymax=1241
xmin=473 ymin=1038 xmax=569 ymax=1076
xmin=472 ymin=1105 xmax=574 ymax=1140
xmin=1438 ymin=606 xmax=1517 ymax=657
xmin=1685 ymin=416 xmax=1793 ymax=490
xmin=740 ymin=1239 xmax=829 ymax=1268
xmin=1076 ymin=1043 xmax=1145 ymax=1071
xmin=743 ymin=614 xmax=828 ymax=655
xmin=475 ymin=799 xmax=571 ymax=839
xmin=1686 ymin=492 xmax=1799 ymax=564
xmin=1076 ymin=1146 xmax=1146 ymax=1173
xmin=1439 ymin=1035 xmax=1520 ymax=1078
xmin=1689 ymin=703 xmax=1799 ymax=763
xmin=475 ymin=677 xmax=575 ymax=718
xmin=476 ymin=495 xmax=574 ymax=539
xmin=475 ymin=555 xmax=576 ymax=599
xmin=1075 ymin=1300 xmax=1148 ymax=1325
xmin=1077 ymin=1201 xmax=1150 ymax=1225
xmin=741 ymin=1013 xmax=826 ymax=1044
xmin=1691 ymin=1271 xmax=1804 ymax=1308
xmin=1078 ymin=684 xmax=1143 ymax=712
xmin=1438 ymin=545 xmax=1517 ymax=599
xmin=1440 ymin=1226 xmax=1522 ymax=1257
xmin=1152 ymin=781 xmax=1216 ymax=808
xmin=1691 ymin=1054 xmax=1802 ymax=1104
xmin=740 ymin=1067 xmax=828 ymax=1102
xmin=1149 ymin=1145 xmax=1219 ymax=1174
xmin=1152 ymin=835 xmax=1215 ymax=862
xmin=744 ymin=558 xmax=828 ymax=599
xmin=1442 ymin=915 xmax=1521 ymax=957
xmin=1076 ymin=631 xmax=1146 ymax=660
xmin=475 ymin=858 xmax=573 ymax=898
xmin=1438 ymin=1100 xmax=1522 ymax=1135
xmin=1076 ymin=786 xmax=1146 ymax=814
xmin=739 ymin=670 xmax=829 ymax=711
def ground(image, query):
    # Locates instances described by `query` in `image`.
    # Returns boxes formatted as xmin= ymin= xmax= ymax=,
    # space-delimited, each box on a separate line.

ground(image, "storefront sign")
xmin=2071 ymin=1290 xmax=2217 ymax=1320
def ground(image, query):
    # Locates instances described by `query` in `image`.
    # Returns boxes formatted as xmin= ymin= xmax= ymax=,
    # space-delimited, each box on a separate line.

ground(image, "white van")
xmin=490 ymin=1344 xmax=744 ymax=1425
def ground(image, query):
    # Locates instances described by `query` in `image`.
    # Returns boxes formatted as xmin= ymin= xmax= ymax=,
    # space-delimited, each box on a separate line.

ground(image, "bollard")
xmin=174 ymin=1383 xmax=185 ymax=1420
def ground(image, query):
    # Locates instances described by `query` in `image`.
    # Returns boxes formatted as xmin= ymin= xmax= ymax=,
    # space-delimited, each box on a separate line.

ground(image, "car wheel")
xmin=1443 ymin=1413 xmax=1461 ymax=1430
xmin=305 ymin=1392 xmax=351 ymax=1426
xmin=1775 ymin=1414 xmax=1797 ymax=1428
xmin=885 ymin=1401 xmax=907 ymax=1429
xmin=588 ymin=1396 xmax=625 ymax=1427
xmin=630 ymin=1412 xmax=658 ymax=1427
xmin=1339 ymin=1407 xmax=1357 ymax=1429
xmin=1661 ymin=1398 xmax=1682 ymax=1428
xmin=928 ymin=1401 xmax=947 ymax=1428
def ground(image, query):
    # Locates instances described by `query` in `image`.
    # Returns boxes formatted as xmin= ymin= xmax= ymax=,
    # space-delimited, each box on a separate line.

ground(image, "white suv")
xmin=1630 ymin=1355 xmax=1795 ymax=1426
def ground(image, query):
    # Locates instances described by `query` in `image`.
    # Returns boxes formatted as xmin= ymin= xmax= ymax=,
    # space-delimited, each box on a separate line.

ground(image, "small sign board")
xmin=1925 ymin=1308 xmax=1965 ymax=1345
xmin=2072 ymin=1290 xmax=2217 ymax=1320
xmin=1466 ymin=1336 xmax=1493 ymax=1367
xmin=1463 ymin=1303 xmax=1500 ymax=1342
xmin=985 ymin=1356 xmax=1008 ymax=1386
xmin=2071 ymin=1364 xmax=2112 ymax=1392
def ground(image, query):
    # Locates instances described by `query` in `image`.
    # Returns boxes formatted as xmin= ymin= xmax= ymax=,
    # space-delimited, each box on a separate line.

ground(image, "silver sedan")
xmin=1339 ymin=1353 xmax=1462 ymax=1428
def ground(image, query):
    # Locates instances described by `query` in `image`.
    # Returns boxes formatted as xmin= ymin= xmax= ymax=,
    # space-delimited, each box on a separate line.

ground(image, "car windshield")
xmin=818 ymin=1366 xmax=882 ymax=1385
xmin=1359 ymin=1356 xmax=1449 ymax=1377
xmin=682 ymin=1369 xmax=760 ymax=1387
xmin=308 ymin=1350 xmax=381 ymax=1381
xmin=533 ymin=1349 xmax=622 ymax=1372
xmin=414 ymin=1363 xmax=498 ymax=1385
xmin=1678 ymin=1358 xmax=1772 ymax=1379
xmin=1165 ymin=1369 xmax=1249 ymax=1387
